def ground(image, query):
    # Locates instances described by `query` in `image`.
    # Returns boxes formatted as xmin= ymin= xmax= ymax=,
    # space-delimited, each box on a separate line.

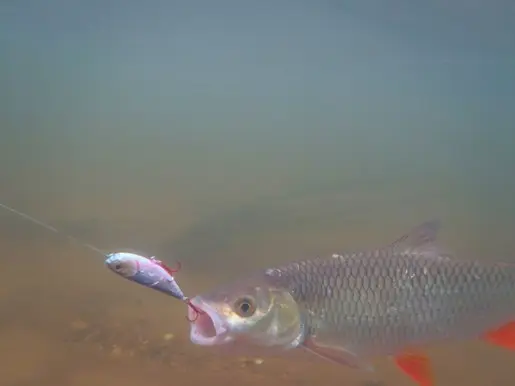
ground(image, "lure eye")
xmin=234 ymin=297 xmax=256 ymax=318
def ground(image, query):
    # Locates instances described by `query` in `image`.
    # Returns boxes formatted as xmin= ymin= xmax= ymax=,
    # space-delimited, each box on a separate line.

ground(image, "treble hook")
xmin=150 ymin=257 xmax=182 ymax=275
xmin=185 ymin=298 xmax=205 ymax=322
xmin=167 ymin=260 xmax=182 ymax=274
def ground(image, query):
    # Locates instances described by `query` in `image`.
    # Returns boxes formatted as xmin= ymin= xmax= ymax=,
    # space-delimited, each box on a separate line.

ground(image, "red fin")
xmin=394 ymin=351 xmax=433 ymax=386
xmin=484 ymin=321 xmax=515 ymax=350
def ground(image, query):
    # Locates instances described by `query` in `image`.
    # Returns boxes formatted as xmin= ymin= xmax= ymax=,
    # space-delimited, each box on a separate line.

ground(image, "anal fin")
xmin=302 ymin=338 xmax=374 ymax=372
xmin=484 ymin=321 xmax=515 ymax=350
xmin=394 ymin=351 xmax=433 ymax=386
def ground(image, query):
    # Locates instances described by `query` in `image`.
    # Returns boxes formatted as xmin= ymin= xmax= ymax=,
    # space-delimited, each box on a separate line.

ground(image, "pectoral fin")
xmin=302 ymin=338 xmax=374 ymax=372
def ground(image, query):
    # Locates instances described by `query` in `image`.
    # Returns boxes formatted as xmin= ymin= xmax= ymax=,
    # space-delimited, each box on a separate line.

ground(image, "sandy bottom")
xmin=1 ymin=234 xmax=515 ymax=386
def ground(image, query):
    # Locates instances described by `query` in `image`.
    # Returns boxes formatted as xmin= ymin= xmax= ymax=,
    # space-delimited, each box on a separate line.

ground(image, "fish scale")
xmin=267 ymin=251 xmax=515 ymax=357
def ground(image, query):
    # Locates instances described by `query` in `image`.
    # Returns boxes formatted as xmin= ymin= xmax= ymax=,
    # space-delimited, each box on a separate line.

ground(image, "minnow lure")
xmin=0 ymin=202 xmax=192 ymax=304
xmin=104 ymin=251 xmax=204 ymax=319
xmin=105 ymin=251 xmax=186 ymax=300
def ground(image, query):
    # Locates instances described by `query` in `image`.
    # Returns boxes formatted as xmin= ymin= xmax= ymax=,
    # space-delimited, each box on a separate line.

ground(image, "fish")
xmin=187 ymin=220 xmax=515 ymax=386
xmin=105 ymin=252 xmax=186 ymax=301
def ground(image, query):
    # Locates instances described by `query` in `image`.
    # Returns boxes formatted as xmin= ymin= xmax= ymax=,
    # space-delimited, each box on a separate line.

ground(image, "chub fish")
xmin=187 ymin=220 xmax=515 ymax=386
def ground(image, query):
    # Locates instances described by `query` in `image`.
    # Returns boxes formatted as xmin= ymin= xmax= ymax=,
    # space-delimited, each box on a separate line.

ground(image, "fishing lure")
xmin=105 ymin=251 xmax=186 ymax=300
xmin=105 ymin=251 xmax=204 ymax=319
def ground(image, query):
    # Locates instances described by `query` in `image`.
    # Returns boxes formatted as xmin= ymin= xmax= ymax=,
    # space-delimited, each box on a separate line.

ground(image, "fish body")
xmin=263 ymin=251 xmax=515 ymax=357
xmin=105 ymin=252 xmax=186 ymax=301
xmin=188 ymin=221 xmax=515 ymax=386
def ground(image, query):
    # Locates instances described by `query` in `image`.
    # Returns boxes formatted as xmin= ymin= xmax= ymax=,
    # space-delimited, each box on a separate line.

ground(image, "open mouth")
xmin=188 ymin=297 xmax=231 ymax=345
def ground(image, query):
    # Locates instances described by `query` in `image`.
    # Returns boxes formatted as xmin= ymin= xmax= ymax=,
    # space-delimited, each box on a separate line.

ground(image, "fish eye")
xmin=115 ymin=264 xmax=122 ymax=270
xmin=233 ymin=297 xmax=256 ymax=318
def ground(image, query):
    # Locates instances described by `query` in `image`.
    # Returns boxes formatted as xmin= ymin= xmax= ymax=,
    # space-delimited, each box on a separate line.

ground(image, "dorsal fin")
xmin=389 ymin=220 xmax=441 ymax=251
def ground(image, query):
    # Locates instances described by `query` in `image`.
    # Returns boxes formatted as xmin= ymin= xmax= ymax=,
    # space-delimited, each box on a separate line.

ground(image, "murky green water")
xmin=2 ymin=2 xmax=515 ymax=385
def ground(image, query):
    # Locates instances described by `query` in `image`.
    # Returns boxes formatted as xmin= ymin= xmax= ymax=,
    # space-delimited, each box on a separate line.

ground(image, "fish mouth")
xmin=188 ymin=297 xmax=231 ymax=346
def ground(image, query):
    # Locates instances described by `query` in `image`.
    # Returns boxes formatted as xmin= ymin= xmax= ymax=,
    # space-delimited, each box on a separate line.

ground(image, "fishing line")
xmin=0 ymin=201 xmax=194 ymax=306
xmin=0 ymin=202 xmax=107 ymax=257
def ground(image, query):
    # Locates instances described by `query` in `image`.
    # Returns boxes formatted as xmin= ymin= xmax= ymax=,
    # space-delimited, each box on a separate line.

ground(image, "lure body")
xmin=105 ymin=252 xmax=186 ymax=301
